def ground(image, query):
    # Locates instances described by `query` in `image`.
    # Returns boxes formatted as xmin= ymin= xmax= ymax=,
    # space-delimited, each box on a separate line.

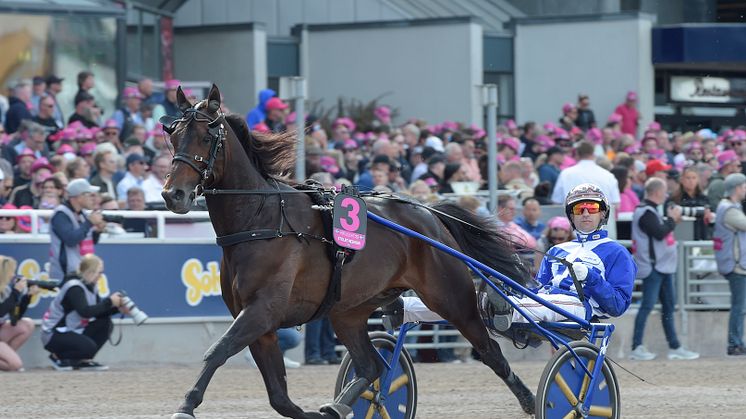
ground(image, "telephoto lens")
xmin=120 ymin=295 xmax=149 ymax=325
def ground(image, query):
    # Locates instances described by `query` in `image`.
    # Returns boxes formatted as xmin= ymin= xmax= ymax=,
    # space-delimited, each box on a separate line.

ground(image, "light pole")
xmin=279 ymin=76 xmax=307 ymax=182
xmin=481 ymin=84 xmax=499 ymax=213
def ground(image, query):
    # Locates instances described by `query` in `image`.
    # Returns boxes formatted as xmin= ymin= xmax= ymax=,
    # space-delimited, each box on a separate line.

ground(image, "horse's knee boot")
xmin=320 ymin=402 xmax=352 ymax=419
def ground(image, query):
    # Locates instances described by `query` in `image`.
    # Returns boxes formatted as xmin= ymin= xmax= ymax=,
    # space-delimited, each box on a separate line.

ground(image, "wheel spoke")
xmin=554 ymin=372 xmax=579 ymax=406
xmin=589 ymin=405 xmax=614 ymax=417
xmin=388 ymin=374 xmax=410 ymax=393
xmin=364 ymin=403 xmax=376 ymax=419
xmin=360 ymin=390 xmax=375 ymax=401
xmin=562 ymin=411 xmax=577 ymax=419
xmin=578 ymin=359 xmax=595 ymax=402
xmin=378 ymin=404 xmax=392 ymax=419
xmin=373 ymin=378 xmax=380 ymax=391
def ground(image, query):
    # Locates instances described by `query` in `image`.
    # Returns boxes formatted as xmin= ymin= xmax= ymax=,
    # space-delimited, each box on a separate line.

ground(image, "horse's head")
xmin=161 ymin=84 xmax=225 ymax=214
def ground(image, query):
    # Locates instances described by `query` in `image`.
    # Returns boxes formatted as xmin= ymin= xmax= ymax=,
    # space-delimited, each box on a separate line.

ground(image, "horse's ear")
xmin=176 ymin=86 xmax=191 ymax=112
xmin=207 ymin=84 xmax=221 ymax=113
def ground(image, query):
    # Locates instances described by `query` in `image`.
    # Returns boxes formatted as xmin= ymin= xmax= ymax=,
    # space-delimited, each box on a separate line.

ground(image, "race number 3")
xmin=333 ymin=194 xmax=367 ymax=250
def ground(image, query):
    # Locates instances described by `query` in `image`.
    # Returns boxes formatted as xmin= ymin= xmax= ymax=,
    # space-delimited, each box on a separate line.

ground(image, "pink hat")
xmin=626 ymin=91 xmax=638 ymax=101
xmin=16 ymin=148 xmax=37 ymax=163
xmin=554 ymin=128 xmax=570 ymax=140
xmin=685 ymin=141 xmax=703 ymax=153
xmin=31 ymin=157 xmax=54 ymax=174
xmin=16 ymin=205 xmax=32 ymax=233
xmin=319 ymin=156 xmax=340 ymax=174
xmin=68 ymin=121 xmax=84 ymax=130
xmin=123 ymin=86 xmax=143 ymax=99
xmin=56 ymin=144 xmax=75 ymax=155
xmin=252 ymin=122 xmax=270 ymax=133
xmin=648 ymin=121 xmax=661 ymax=131
xmin=374 ymin=106 xmax=391 ymax=124
xmin=343 ymin=139 xmax=358 ymax=150
xmin=505 ymin=119 xmax=518 ymax=130
xmin=286 ymin=111 xmax=297 ymax=124
xmin=535 ymin=134 xmax=555 ymax=149
xmin=624 ymin=144 xmax=642 ymax=154
xmin=547 ymin=216 xmax=571 ymax=231
xmin=442 ymin=121 xmax=459 ymax=131
xmin=717 ymin=150 xmax=740 ymax=170
xmin=733 ymin=129 xmax=746 ymax=141
xmin=333 ymin=117 xmax=356 ymax=133
xmin=150 ymin=124 xmax=165 ymax=138
xmin=76 ymin=128 xmax=94 ymax=141
xmin=543 ymin=122 xmax=557 ymax=133
xmin=103 ymin=119 xmax=119 ymax=130
xmin=500 ymin=137 xmax=520 ymax=153
xmin=562 ymin=103 xmax=576 ymax=114
xmin=79 ymin=142 xmax=97 ymax=155
xmin=587 ymin=128 xmax=603 ymax=144
xmin=265 ymin=97 xmax=289 ymax=111
xmin=164 ymin=79 xmax=181 ymax=90
xmin=608 ymin=113 xmax=623 ymax=123
xmin=570 ymin=126 xmax=583 ymax=136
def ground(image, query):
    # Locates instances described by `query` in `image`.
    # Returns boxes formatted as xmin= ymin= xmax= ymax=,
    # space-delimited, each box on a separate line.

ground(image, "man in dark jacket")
xmin=4 ymin=80 xmax=33 ymax=134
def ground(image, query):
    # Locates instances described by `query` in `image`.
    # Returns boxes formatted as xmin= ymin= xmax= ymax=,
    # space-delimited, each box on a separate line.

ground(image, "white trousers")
xmin=402 ymin=293 xmax=586 ymax=324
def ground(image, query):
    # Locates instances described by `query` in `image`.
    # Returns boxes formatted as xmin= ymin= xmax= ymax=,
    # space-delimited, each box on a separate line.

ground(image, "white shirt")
xmin=550 ymin=159 xmax=620 ymax=205
xmin=116 ymin=171 xmax=145 ymax=200
xmin=141 ymin=174 xmax=165 ymax=204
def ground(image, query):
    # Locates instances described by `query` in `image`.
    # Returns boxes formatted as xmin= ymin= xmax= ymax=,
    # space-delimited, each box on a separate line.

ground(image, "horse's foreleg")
xmin=172 ymin=308 xmax=263 ymax=419
xmin=320 ymin=313 xmax=384 ymax=417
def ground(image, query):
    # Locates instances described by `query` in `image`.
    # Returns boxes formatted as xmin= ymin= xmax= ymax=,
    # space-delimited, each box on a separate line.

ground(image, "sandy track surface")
xmin=4 ymin=357 xmax=744 ymax=418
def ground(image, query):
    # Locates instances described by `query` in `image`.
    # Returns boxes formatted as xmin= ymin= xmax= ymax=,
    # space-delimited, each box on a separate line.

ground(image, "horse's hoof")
xmin=171 ymin=413 xmax=196 ymax=419
xmin=320 ymin=402 xmax=352 ymax=419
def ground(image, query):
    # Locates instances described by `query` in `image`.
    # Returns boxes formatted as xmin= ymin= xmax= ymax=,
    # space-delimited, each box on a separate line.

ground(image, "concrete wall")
xmin=514 ymin=13 xmax=655 ymax=135
xmin=174 ymin=23 xmax=267 ymax=115
xmin=304 ymin=19 xmax=484 ymax=126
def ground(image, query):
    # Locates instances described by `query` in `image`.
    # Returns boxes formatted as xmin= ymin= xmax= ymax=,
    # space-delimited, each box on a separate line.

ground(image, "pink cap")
xmin=624 ymin=144 xmax=641 ymax=154
xmin=500 ymin=137 xmax=520 ymax=153
xmin=442 ymin=121 xmax=459 ymax=131
xmin=554 ymin=128 xmax=570 ymax=140
xmin=587 ymin=128 xmax=603 ymax=144
xmin=150 ymin=123 xmax=165 ymax=138
xmin=79 ymin=142 xmax=97 ymax=155
xmin=165 ymin=79 xmax=181 ymax=90
xmin=570 ymin=126 xmax=583 ymax=136
xmin=123 ymin=86 xmax=143 ymax=99
xmin=252 ymin=122 xmax=270 ymax=133
xmin=608 ymin=113 xmax=623 ymax=123
xmin=68 ymin=121 xmax=84 ymax=130
xmin=685 ymin=141 xmax=702 ymax=153
xmin=543 ymin=122 xmax=557 ymax=133
xmin=320 ymin=156 xmax=340 ymax=174
xmin=31 ymin=157 xmax=54 ymax=174
xmin=103 ymin=119 xmax=119 ymax=130
xmin=505 ymin=119 xmax=518 ymax=130
xmin=333 ymin=117 xmax=356 ymax=133
xmin=717 ymin=150 xmax=740 ymax=170
xmin=733 ymin=129 xmax=746 ymax=141
xmin=626 ymin=91 xmax=638 ymax=101
xmin=265 ymin=97 xmax=288 ymax=111
xmin=374 ymin=106 xmax=391 ymax=123
xmin=16 ymin=148 xmax=37 ymax=163
xmin=56 ymin=144 xmax=75 ymax=155
xmin=562 ymin=103 xmax=576 ymax=114
xmin=547 ymin=216 xmax=571 ymax=231
xmin=535 ymin=134 xmax=555 ymax=148
xmin=648 ymin=121 xmax=661 ymax=131
xmin=16 ymin=205 xmax=33 ymax=233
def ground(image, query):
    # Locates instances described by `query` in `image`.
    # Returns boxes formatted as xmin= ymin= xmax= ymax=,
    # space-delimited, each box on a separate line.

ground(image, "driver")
xmin=383 ymin=183 xmax=637 ymax=330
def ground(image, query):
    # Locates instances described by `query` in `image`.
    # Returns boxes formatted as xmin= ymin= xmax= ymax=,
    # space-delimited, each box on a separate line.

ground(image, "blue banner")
xmin=0 ymin=241 xmax=231 ymax=319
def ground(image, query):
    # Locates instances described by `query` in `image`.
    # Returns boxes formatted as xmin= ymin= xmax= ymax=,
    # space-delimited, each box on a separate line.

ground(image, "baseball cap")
xmin=545 ymin=146 xmax=564 ymax=157
xmin=31 ymin=157 xmax=54 ymax=174
xmin=32 ymin=76 xmax=45 ymax=86
xmin=122 ymin=86 xmax=143 ymax=99
xmin=547 ymin=216 xmax=571 ymax=231
xmin=717 ymin=150 xmax=740 ymax=170
xmin=74 ymin=91 xmax=95 ymax=106
xmin=126 ymin=153 xmax=146 ymax=166
xmin=46 ymin=75 xmax=64 ymax=85
xmin=724 ymin=173 xmax=746 ymax=197
xmin=265 ymin=97 xmax=288 ymax=111
xmin=645 ymin=159 xmax=672 ymax=176
xmin=626 ymin=91 xmax=638 ymax=101
xmin=67 ymin=178 xmax=100 ymax=197
xmin=15 ymin=148 xmax=37 ymax=163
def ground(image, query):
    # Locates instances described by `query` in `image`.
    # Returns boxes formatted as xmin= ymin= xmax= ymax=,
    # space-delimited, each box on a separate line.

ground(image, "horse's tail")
xmin=430 ymin=201 xmax=534 ymax=287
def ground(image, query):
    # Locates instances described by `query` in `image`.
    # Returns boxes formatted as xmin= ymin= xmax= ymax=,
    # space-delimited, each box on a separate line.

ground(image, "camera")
xmin=12 ymin=275 xmax=59 ymax=290
xmin=680 ymin=206 xmax=707 ymax=218
xmin=118 ymin=292 xmax=149 ymax=325
xmin=102 ymin=214 xmax=125 ymax=224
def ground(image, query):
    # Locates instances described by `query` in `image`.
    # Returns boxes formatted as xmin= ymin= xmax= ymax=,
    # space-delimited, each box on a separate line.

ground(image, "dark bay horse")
xmin=161 ymin=84 xmax=536 ymax=419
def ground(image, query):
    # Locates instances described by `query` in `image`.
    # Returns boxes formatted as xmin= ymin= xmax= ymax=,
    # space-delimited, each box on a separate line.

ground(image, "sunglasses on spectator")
xmin=0 ymin=216 xmax=14 ymax=221
xmin=571 ymin=201 xmax=601 ymax=215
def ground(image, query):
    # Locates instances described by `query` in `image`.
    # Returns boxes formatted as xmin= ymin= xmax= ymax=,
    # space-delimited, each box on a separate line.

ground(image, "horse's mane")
xmin=224 ymin=114 xmax=297 ymax=181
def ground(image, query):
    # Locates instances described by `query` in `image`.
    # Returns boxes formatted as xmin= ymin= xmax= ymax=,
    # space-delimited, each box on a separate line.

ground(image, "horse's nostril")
xmin=173 ymin=189 xmax=185 ymax=202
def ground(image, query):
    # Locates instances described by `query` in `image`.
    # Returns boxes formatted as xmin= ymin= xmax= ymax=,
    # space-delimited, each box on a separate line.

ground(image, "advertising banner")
xmin=1 ymin=242 xmax=230 ymax=319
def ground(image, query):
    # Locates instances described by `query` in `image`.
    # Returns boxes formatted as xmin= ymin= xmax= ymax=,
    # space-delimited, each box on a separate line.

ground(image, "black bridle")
xmin=160 ymin=108 xmax=226 ymax=191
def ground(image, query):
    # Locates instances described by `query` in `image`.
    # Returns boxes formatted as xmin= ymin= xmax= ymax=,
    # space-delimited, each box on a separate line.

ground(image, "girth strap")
xmin=216 ymin=229 xmax=280 ymax=247
xmin=307 ymin=250 xmax=349 ymax=323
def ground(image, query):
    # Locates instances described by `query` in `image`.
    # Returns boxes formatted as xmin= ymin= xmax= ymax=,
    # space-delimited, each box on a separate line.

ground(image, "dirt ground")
xmin=3 ymin=357 xmax=745 ymax=418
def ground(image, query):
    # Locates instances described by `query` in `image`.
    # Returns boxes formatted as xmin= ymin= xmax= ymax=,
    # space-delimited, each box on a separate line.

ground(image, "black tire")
xmin=334 ymin=331 xmax=417 ymax=419
xmin=536 ymin=341 xmax=620 ymax=419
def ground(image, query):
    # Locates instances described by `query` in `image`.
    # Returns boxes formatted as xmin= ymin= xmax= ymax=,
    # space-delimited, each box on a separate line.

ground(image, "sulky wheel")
xmin=536 ymin=341 xmax=620 ymax=419
xmin=334 ymin=331 xmax=417 ymax=419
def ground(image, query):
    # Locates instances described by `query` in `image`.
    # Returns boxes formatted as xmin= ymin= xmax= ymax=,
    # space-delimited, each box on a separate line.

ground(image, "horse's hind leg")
xmin=249 ymin=332 xmax=336 ymax=419
xmin=419 ymin=287 xmax=535 ymax=414
xmin=172 ymin=308 xmax=264 ymax=419
xmin=322 ymin=311 xmax=385 ymax=416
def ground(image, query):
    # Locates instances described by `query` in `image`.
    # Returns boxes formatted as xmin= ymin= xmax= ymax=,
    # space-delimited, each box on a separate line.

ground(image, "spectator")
xmin=38 ymin=176 xmax=65 ymax=211
xmin=160 ymin=79 xmax=182 ymax=118
xmin=533 ymin=215 xmax=574 ymax=273
xmin=100 ymin=119 xmax=123 ymax=151
xmin=137 ymin=77 xmax=163 ymax=106
xmin=245 ymin=88 xmax=276 ymax=129
xmin=708 ymin=150 xmax=742 ymax=210
xmin=67 ymin=91 xmax=97 ymax=128
xmin=243 ymin=328 xmax=302 ymax=369
xmin=0 ymin=203 xmax=22 ymax=233
xmin=713 ymin=173 xmax=746 ymax=356
xmin=33 ymin=94 xmax=63 ymax=141
xmin=0 ymin=255 xmax=38 ymax=371
xmin=417 ymin=154 xmax=446 ymax=188
xmin=40 ymin=254 xmax=130 ymax=371
xmin=575 ymin=94 xmax=596 ymax=131
xmin=611 ymin=166 xmax=638 ymax=214
xmin=30 ymin=76 xmax=46 ymax=115
xmin=645 ymin=159 xmax=671 ymax=181
xmin=499 ymin=160 xmax=533 ymax=200
xmin=558 ymin=102 xmax=577 ymax=132
xmin=551 ymin=141 xmax=620 ymax=207
xmin=0 ymin=167 xmax=12 ymax=205
xmin=263 ymin=97 xmax=288 ymax=133
xmin=438 ymin=162 xmax=465 ymax=194
xmin=533 ymin=181 xmax=553 ymax=205
xmin=460 ymin=138 xmax=482 ymax=182
xmin=614 ymin=91 xmax=640 ymax=137
xmin=116 ymin=154 xmax=148 ymax=203
xmin=89 ymin=150 xmax=120 ymax=199
xmin=496 ymin=194 xmax=537 ymax=251
xmin=122 ymin=187 xmax=150 ymax=236
xmin=73 ymin=71 xmax=95 ymax=107
xmin=630 ymin=178 xmax=699 ymax=361
xmin=65 ymin=157 xmax=91 ymax=181
xmin=670 ymin=166 xmax=712 ymax=240
xmin=537 ymin=146 xmax=564 ymax=193
xmin=2 ymin=120 xmax=49 ymax=164
xmin=113 ymin=87 xmax=145 ymax=141
xmin=48 ymin=179 xmax=105 ymax=280
xmin=4 ymin=80 xmax=33 ymax=134
xmin=9 ymin=157 xmax=54 ymax=208
xmin=44 ymin=75 xmax=65 ymax=127
xmin=515 ymin=197 xmax=545 ymax=241
xmin=305 ymin=316 xmax=340 ymax=365
xmin=141 ymin=154 xmax=169 ymax=204
xmin=519 ymin=121 xmax=539 ymax=160
xmin=407 ymin=179 xmax=437 ymax=203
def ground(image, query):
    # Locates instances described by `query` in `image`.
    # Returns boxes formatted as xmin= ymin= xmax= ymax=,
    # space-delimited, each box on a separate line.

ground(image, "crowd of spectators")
xmin=4 ymin=72 xmax=746 ymax=364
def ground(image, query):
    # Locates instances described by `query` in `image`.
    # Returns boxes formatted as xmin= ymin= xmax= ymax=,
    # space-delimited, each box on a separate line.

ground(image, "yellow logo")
xmin=181 ymin=258 xmax=221 ymax=306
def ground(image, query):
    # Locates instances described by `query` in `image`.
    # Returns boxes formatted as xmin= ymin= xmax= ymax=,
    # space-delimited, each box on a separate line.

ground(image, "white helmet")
xmin=564 ymin=183 xmax=610 ymax=231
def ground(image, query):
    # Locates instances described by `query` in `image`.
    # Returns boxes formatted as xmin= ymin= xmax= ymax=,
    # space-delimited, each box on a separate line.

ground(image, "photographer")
xmin=670 ymin=166 xmax=713 ymax=240
xmin=40 ymin=254 xmax=129 ymax=371
xmin=49 ymin=178 xmax=107 ymax=280
xmin=0 ymin=255 xmax=39 ymax=371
